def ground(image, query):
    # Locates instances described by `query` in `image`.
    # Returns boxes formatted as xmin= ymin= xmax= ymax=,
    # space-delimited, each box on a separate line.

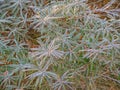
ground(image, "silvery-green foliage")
xmin=53 ymin=71 xmax=74 ymax=90
xmin=0 ymin=0 xmax=120 ymax=90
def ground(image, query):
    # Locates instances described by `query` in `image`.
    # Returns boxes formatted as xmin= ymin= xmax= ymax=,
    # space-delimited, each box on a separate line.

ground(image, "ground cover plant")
xmin=0 ymin=0 xmax=120 ymax=90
